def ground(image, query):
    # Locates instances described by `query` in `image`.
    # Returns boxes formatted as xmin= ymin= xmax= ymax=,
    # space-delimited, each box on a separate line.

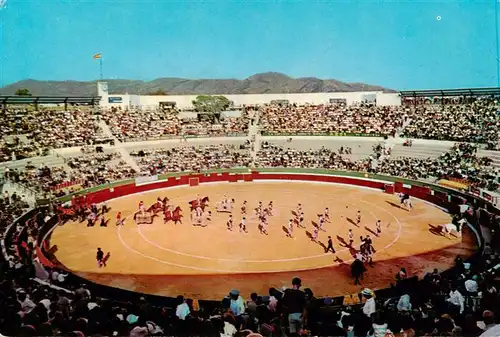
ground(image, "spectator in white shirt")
xmin=361 ymin=288 xmax=376 ymax=317
xmin=175 ymin=295 xmax=190 ymax=320
xmin=17 ymin=291 xmax=36 ymax=314
xmin=222 ymin=318 xmax=238 ymax=337
xmin=51 ymin=270 xmax=59 ymax=283
xmin=397 ymin=294 xmax=412 ymax=312
xmin=464 ymin=275 xmax=479 ymax=294
xmin=447 ymin=285 xmax=465 ymax=315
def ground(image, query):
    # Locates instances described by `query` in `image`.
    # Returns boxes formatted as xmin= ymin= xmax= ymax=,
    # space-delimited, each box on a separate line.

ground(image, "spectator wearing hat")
xmin=229 ymin=289 xmax=246 ymax=321
xmin=361 ymin=288 xmax=376 ymax=317
xmin=281 ymin=277 xmax=306 ymax=334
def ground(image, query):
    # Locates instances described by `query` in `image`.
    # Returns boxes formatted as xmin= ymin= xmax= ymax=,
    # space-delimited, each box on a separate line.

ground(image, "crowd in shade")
xmin=100 ymin=108 xmax=249 ymax=142
xmin=256 ymin=143 xmax=499 ymax=192
xmin=1 ymin=208 xmax=500 ymax=337
xmin=258 ymin=103 xmax=407 ymax=137
xmin=402 ymin=98 xmax=500 ymax=146
xmin=130 ymin=144 xmax=252 ymax=176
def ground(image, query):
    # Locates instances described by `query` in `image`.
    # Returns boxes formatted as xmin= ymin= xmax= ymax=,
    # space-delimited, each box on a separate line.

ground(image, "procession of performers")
xmin=60 ymin=190 xmax=420 ymax=285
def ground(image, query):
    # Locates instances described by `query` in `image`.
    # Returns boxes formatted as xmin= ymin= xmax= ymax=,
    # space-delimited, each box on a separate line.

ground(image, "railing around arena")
xmin=4 ymin=168 xmax=497 ymax=312
xmin=260 ymin=131 xmax=384 ymax=137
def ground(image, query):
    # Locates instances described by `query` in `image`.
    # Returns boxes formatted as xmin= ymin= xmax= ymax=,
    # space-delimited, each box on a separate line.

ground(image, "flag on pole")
xmin=93 ymin=53 xmax=102 ymax=59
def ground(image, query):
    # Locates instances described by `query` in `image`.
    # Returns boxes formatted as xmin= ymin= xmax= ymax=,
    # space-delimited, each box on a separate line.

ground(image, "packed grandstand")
xmin=0 ymin=93 xmax=500 ymax=337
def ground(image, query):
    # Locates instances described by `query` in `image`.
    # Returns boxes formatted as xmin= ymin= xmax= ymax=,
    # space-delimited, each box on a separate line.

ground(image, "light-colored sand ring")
xmin=50 ymin=181 xmax=476 ymax=299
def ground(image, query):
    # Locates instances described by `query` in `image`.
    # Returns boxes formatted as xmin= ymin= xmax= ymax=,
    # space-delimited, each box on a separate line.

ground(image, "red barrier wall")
xmin=75 ymin=172 xmax=441 ymax=210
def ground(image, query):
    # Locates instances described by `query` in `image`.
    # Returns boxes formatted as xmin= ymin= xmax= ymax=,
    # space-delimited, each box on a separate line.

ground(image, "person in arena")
xmin=241 ymin=200 xmax=247 ymax=215
xmin=239 ymin=217 xmax=247 ymax=233
xmin=287 ymin=219 xmax=294 ymax=238
xmin=96 ymin=248 xmax=106 ymax=267
xmin=298 ymin=212 xmax=305 ymax=228
xmin=116 ymin=211 xmax=124 ymax=226
xmin=376 ymin=219 xmax=382 ymax=236
xmin=324 ymin=207 xmax=330 ymax=222
xmin=325 ymin=236 xmax=335 ymax=253
xmin=318 ymin=214 xmax=325 ymax=231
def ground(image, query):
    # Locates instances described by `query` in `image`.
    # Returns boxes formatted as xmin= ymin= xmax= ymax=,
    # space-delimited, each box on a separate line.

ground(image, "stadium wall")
xmin=98 ymin=82 xmax=401 ymax=110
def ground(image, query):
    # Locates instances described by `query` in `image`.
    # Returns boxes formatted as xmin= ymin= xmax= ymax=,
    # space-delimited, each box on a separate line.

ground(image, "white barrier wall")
xmin=97 ymin=82 xmax=402 ymax=110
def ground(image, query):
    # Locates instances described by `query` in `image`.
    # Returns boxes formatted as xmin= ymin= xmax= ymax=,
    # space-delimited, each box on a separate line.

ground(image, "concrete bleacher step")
xmin=0 ymin=154 xmax=65 ymax=171
xmin=390 ymin=144 xmax=451 ymax=160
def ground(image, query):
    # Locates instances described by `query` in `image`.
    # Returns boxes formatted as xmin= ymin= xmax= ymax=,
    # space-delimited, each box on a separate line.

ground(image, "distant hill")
xmin=0 ymin=72 xmax=396 ymax=96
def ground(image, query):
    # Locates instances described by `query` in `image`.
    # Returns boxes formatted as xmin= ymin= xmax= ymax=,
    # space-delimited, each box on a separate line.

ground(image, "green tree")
xmin=192 ymin=95 xmax=230 ymax=123
xmin=148 ymin=89 xmax=167 ymax=95
xmin=15 ymin=88 xmax=32 ymax=96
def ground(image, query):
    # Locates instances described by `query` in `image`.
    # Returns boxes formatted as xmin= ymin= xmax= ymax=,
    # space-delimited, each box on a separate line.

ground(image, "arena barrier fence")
xmin=4 ymin=168 xmax=498 ymax=307
xmin=260 ymin=132 xmax=384 ymax=137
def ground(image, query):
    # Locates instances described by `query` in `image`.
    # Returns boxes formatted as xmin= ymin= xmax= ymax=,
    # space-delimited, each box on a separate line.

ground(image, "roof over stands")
xmin=0 ymin=95 xmax=101 ymax=105
xmin=400 ymin=87 xmax=500 ymax=98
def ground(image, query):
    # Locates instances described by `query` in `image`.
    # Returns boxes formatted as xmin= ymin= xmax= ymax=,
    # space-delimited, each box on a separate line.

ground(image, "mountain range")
xmin=0 ymin=72 xmax=395 ymax=96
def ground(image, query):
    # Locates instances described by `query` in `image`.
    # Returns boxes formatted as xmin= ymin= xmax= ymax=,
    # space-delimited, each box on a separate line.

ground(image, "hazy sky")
xmin=0 ymin=0 xmax=498 ymax=90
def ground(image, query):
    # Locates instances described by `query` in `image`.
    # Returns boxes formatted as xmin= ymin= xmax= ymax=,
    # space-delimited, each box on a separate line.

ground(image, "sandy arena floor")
xmin=50 ymin=181 xmax=477 ymax=300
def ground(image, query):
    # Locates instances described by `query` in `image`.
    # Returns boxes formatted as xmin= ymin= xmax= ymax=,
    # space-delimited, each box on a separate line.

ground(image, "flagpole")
xmin=100 ymin=57 xmax=103 ymax=81
xmin=495 ymin=0 xmax=500 ymax=87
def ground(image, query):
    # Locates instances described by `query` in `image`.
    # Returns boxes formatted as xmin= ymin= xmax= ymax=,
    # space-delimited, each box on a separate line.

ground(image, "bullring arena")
xmin=48 ymin=171 xmax=476 ymax=300
xmin=1 ymin=86 xmax=500 ymax=337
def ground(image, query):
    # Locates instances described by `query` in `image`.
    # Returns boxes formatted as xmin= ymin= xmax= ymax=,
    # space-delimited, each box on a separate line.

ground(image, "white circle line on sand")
xmin=117 ymin=196 xmax=402 ymax=273
xmin=136 ymin=194 xmax=380 ymax=263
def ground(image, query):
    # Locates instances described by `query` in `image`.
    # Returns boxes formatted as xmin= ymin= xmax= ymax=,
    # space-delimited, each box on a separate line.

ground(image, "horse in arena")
xmin=399 ymin=193 xmax=412 ymax=211
xmin=164 ymin=206 xmax=182 ymax=224
xmin=148 ymin=197 xmax=170 ymax=213
xmin=189 ymin=196 xmax=210 ymax=211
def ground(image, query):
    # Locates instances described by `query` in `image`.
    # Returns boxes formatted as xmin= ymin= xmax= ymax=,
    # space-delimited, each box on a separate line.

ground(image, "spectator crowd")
xmin=131 ymin=144 xmax=252 ymax=176
xmin=4 ymin=152 xmax=137 ymax=198
xmin=256 ymin=143 xmax=499 ymax=192
xmin=402 ymin=98 xmax=500 ymax=147
xmin=259 ymin=103 xmax=406 ymax=137
xmin=1 ymin=206 xmax=499 ymax=337
xmin=0 ymin=95 xmax=500 ymax=336
xmin=101 ymin=108 xmax=249 ymax=142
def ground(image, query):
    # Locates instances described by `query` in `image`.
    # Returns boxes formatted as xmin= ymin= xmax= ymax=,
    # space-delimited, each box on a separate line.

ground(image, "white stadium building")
xmin=96 ymin=81 xmax=402 ymax=110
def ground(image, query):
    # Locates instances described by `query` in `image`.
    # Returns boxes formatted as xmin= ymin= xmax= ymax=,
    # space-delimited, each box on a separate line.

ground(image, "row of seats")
xmin=3 ymin=140 xmax=498 ymax=201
